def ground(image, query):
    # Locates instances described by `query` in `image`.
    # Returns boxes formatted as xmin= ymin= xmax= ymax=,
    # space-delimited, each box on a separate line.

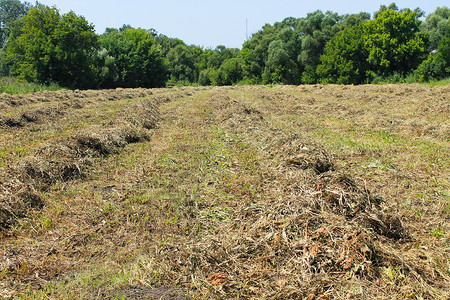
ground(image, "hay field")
xmin=0 ymin=84 xmax=449 ymax=299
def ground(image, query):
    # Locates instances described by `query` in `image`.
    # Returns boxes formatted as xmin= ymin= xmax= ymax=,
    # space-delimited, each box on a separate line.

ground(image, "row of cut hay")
xmin=0 ymin=85 xmax=200 ymax=109
xmin=0 ymin=89 xmax=188 ymax=129
xmin=0 ymin=173 xmax=44 ymax=231
xmin=0 ymin=100 xmax=86 ymax=128
xmin=0 ymin=96 xmax=164 ymax=230
xmin=160 ymin=89 xmax=442 ymax=299
xmin=296 ymin=84 xmax=450 ymax=140
xmin=0 ymin=88 xmax=154 ymax=107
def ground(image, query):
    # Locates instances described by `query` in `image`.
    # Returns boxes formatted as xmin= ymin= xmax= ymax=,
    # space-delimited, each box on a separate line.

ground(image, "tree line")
xmin=0 ymin=1 xmax=448 ymax=89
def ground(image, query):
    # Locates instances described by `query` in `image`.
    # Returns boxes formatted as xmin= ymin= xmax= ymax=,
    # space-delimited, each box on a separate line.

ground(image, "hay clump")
xmin=20 ymin=104 xmax=66 ymax=123
xmin=0 ymin=184 xmax=43 ymax=230
xmin=272 ymin=134 xmax=334 ymax=174
xmin=0 ymin=115 xmax=23 ymax=128
xmin=74 ymin=126 xmax=151 ymax=157
xmin=121 ymin=99 xmax=160 ymax=129
xmin=20 ymin=156 xmax=84 ymax=189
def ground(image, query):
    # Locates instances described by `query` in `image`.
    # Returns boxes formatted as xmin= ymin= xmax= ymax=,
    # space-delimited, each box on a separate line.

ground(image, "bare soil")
xmin=0 ymin=84 xmax=448 ymax=299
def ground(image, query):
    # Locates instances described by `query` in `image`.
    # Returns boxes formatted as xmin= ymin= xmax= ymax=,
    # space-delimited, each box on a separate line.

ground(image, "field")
xmin=0 ymin=84 xmax=449 ymax=299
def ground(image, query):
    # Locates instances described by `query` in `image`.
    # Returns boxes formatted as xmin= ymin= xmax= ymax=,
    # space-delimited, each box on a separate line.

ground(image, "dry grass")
xmin=0 ymin=84 xmax=448 ymax=299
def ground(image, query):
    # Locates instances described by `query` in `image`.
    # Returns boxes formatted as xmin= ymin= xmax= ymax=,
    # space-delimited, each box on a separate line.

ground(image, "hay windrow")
xmin=171 ymin=86 xmax=444 ymax=298
xmin=0 ymin=183 xmax=43 ymax=230
xmin=0 ymin=100 xmax=88 ymax=128
xmin=0 ymin=85 xmax=448 ymax=299
xmin=1 ymin=89 xmax=163 ymax=236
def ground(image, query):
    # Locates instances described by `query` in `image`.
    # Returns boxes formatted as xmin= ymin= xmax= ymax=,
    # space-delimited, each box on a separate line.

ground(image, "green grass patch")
xmin=0 ymin=77 xmax=64 ymax=94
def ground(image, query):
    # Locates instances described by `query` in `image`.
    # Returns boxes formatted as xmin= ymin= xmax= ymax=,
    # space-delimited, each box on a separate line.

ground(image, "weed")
xmin=430 ymin=227 xmax=445 ymax=238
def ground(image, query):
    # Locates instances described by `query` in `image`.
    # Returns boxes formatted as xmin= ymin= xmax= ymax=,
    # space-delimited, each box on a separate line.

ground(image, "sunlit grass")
xmin=0 ymin=77 xmax=64 ymax=94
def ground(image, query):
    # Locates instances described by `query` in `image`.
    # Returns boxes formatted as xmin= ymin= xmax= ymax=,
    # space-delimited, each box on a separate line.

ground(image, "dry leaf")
xmin=309 ymin=244 xmax=320 ymax=258
xmin=206 ymin=273 xmax=227 ymax=285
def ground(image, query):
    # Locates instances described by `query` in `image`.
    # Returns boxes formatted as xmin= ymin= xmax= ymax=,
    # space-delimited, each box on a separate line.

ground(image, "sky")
xmin=36 ymin=0 xmax=448 ymax=49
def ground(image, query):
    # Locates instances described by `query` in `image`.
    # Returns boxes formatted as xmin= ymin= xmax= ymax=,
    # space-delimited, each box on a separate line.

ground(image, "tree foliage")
xmin=264 ymin=27 xmax=302 ymax=84
xmin=2 ymin=2 xmax=449 ymax=88
xmin=297 ymin=11 xmax=346 ymax=83
xmin=166 ymin=44 xmax=198 ymax=84
xmin=363 ymin=8 xmax=426 ymax=77
xmin=0 ymin=0 xmax=31 ymax=48
xmin=98 ymin=26 xmax=167 ymax=88
xmin=6 ymin=4 xmax=99 ymax=88
xmin=420 ymin=7 xmax=450 ymax=52
xmin=317 ymin=25 xmax=369 ymax=84
xmin=415 ymin=25 xmax=449 ymax=81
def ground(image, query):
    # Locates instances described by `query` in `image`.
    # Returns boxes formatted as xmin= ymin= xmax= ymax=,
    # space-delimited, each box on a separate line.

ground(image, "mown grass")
xmin=1 ymin=84 xmax=449 ymax=299
xmin=0 ymin=77 xmax=63 ymax=94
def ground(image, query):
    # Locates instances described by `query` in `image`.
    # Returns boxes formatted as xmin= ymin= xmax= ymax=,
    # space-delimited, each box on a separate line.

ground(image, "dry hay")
xmin=0 ymin=85 xmax=448 ymax=299
xmin=0 ymin=100 xmax=87 ymax=128
xmin=275 ymin=135 xmax=334 ymax=175
xmin=85 ymin=285 xmax=190 ymax=300
xmin=19 ymin=124 xmax=152 ymax=191
xmin=0 ymin=181 xmax=43 ymax=230
xmin=1 ymin=90 xmax=164 ymax=232
xmin=74 ymin=126 xmax=151 ymax=156
xmin=211 ymin=89 xmax=265 ymax=129
xmin=0 ymin=87 xmax=155 ymax=107
xmin=20 ymin=155 xmax=86 ymax=190
xmin=0 ymin=115 xmax=24 ymax=127
xmin=120 ymin=98 xmax=161 ymax=130
xmin=162 ymin=88 xmax=422 ymax=298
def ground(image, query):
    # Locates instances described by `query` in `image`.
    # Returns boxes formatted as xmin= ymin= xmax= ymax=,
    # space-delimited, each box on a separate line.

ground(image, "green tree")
xmin=295 ymin=10 xmax=343 ymax=83
xmin=420 ymin=7 xmax=450 ymax=52
xmin=198 ymin=68 xmax=214 ymax=86
xmin=166 ymin=44 xmax=198 ymax=84
xmin=215 ymin=57 xmax=243 ymax=85
xmin=317 ymin=25 xmax=369 ymax=84
xmin=241 ymin=23 xmax=280 ymax=82
xmin=0 ymin=0 xmax=32 ymax=48
xmin=6 ymin=5 xmax=99 ymax=88
xmin=191 ymin=45 xmax=210 ymax=74
xmin=0 ymin=0 xmax=33 ymax=75
xmin=415 ymin=25 xmax=449 ymax=81
xmin=94 ymin=48 xmax=119 ymax=88
xmin=99 ymin=26 xmax=167 ymax=88
xmin=363 ymin=8 xmax=426 ymax=77
xmin=207 ymin=45 xmax=239 ymax=69
xmin=264 ymin=27 xmax=302 ymax=84
xmin=154 ymin=34 xmax=185 ymax=57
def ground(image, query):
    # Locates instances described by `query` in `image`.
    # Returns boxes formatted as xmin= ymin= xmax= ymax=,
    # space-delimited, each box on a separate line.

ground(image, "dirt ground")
xmin=0 ymin=84 xmax=449 ymax=299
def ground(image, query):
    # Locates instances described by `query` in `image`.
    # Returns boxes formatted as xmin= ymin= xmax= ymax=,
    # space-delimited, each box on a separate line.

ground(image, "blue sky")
xmin=37 ymin=0 xmax=448 ymax=49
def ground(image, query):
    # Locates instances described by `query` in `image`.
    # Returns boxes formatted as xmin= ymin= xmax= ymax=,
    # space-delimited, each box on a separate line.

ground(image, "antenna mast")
xmin=246 ymin=18 xmax=248 ymax=40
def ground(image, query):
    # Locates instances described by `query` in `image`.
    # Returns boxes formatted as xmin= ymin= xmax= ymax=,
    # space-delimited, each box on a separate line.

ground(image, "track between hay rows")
xmin=0 ymin=85 xmax=449 ymax=299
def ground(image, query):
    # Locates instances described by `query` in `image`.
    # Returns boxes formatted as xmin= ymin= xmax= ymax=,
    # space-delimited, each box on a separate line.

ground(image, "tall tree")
xmin=317 ymin=25 xmax=369 ymax=84
xmin=214 ymin=57 xmax=243 ymax=85
xmin=241 ymin=23 xmax=280 ymax=82
xmin=6 ymin=4 xmax=99 ymax=88
xmin=364 ymin=8 xmax=426 ymax=77
xmin=0 ymin=0 xmax=32 ymax=48
xmin=295 ymin=10 xmax=343 ymax=83
xmin=99 ymin=26 xmax=167 ymax=88
xmin=264 ymin=27 xmax=302 ymax=84
xmin=154 ymin=34 xmax=185 ymax=57
xmin=420 ymin=7 xmax=450 ymax=52
xmin=166 ymin=44 xmax=198 ymax=84
xmin=415 ymin=24 xmax=449 ymax=81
